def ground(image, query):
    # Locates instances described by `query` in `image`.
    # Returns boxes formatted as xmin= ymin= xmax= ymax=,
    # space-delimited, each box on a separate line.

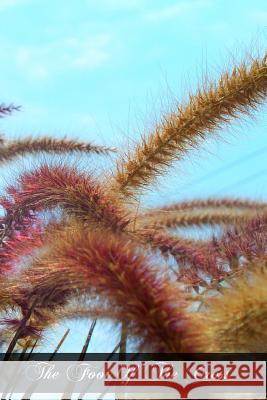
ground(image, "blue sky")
xmin=0 ymin=0 xmax=266 ymax=354
xmin=0 ymin=0 xmax=266 ymax=204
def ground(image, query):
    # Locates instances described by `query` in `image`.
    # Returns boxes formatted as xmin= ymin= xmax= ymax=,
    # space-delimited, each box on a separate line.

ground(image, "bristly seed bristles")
xmin=13 ymin=224 xmax=189 ymax=352
xmin=144 ymin=197 xmax=267 ymax=214
xmin=0 ymin=51 xmax=267 ymax=354
xmin=139 ymin=208 xmax=267 ymax=229
xmin=4 ymin=164 xmax=129 ymax=231
xmin=113 ymin=54 xmax=267 ymax=197
xmin=0 ymin=137 xmax=115 ymax=164
xmin=187 ymin=263 xmax=267 ymax=352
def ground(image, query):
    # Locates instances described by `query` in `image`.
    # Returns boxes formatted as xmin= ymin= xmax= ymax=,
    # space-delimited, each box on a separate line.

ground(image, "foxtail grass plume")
xmin=114 ymin=55 xmax=267 ymax=197
xmin=14 ymin=224 xmax=190 ymax=352
xmin=140 ymin=208 xmax=265 ymax=230
xmin=0 ymin=137 xmax=115 ymax=164
xmin=0 ymin=51 xmax=266 ymax=355
xmin=187 ymin=263 xmax=267 ymax=352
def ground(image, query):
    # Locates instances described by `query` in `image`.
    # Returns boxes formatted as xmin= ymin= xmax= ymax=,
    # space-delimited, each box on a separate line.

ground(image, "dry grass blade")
xmin=119 ymin=321 xmax=127 ymax=355
xmin=3 ymin=298 xmax=38 ymax=361
xmin=62 ymin=320 xmax=97 ymax=400
xmin=114 ymin=54 xmax=267 ymax=196
xmin=78 ymin=341 xmax=123 ymax=400
xmin=18 ymin=342 xmax=30 ymax=360
xmin=49 ymin=328 xmax=70 ymax=361
xmin=79 ymin=319 xmax=97 ymax=361
xmin=25 ymin=338 xmax=39 ymax=360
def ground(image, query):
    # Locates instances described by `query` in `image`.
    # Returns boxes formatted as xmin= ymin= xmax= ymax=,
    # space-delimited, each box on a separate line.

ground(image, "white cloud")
xmin=85 ymin=0 xmax=140 ymax=10
xmin=146 ymin=0 xmax=211 ymax=21
xmin=63 ymin=36 xmax=110 ymax=69
xmin=0 ymin=0 xmax=28 ymax=11
xmin=14 ymin=34 xmax=111 ymax=80
xmin=249 ymin=10 xmax=267 ymax=24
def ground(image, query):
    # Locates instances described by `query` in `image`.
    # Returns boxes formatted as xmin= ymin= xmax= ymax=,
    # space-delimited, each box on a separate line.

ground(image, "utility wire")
xmin=215 ymin=167 xmax=267 ymax=195
xmin=180 ymin=144 xmax=267 ymax=190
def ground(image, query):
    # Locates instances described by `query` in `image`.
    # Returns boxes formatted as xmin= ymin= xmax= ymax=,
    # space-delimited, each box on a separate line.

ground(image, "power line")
xmin=180 ymin=144 xmax=267 ymax=190
xmin=215 ymin=167 xmax=267 ymax=195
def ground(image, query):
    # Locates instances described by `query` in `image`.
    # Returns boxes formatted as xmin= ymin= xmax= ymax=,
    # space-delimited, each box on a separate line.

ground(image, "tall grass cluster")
xmin=0 ymin=52 xmax=266 ymax=356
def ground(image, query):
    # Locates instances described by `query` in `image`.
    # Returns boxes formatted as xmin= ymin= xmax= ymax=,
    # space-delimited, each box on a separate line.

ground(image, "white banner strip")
xmin=0 ymin=360 xmax=265 ymax=399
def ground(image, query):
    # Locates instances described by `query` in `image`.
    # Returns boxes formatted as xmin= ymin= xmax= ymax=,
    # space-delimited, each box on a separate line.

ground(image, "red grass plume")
xmin=15 ymin=225 xmax=190 ymax=352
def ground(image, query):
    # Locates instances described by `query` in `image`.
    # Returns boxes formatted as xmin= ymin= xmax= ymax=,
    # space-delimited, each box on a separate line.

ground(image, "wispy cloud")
xmin=0 ymin=0 xmax=28 ymax=11
xmin=14 ymin=34 xmax=111 ymax=80
xmin=249 ymin=10 xmax=267 ymax=24
xmin=86 ymin=0 xmax=140 ymax=10
xmin=145 ymin=0 xmax=211 ymax=21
